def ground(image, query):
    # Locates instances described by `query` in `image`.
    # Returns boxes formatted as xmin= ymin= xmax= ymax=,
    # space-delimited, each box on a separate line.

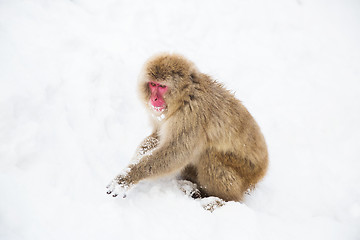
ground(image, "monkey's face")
xmin=139 ymin=53 xmax=197 ymax=117
xmin=148 ymin=81 xmax=168 ymax=112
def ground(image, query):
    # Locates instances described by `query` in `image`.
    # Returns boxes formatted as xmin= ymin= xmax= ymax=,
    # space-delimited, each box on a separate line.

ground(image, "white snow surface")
xmin=1 ymin=0 xmax=360 ymax=239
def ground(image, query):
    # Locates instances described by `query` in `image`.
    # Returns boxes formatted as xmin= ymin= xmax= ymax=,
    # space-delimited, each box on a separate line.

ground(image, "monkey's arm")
xmin=108 ymin=123 xmax=200 ymax=195
xmin=106 ymin=138 xmax=196 ymax=197
xmin=126 ymin=139 xmax=194 ymax=184
xmin=126 ymin=119 xmax=202 ymax=182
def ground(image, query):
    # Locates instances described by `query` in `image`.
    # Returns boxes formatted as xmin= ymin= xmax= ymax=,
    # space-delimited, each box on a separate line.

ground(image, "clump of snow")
xmin=132 ymin=136 xmax=159 ymax=164
xmin=149 ymin=104 xmax=166 ymax=113
xmin=1 ymin=0 xmax=360 ymax=239
xmin=156 ymin=113 xmax=166 ymax=121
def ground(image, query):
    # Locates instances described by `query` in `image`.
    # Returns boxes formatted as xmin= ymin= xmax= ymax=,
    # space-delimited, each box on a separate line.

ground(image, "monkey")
xmin=106 ymin=53 xmax=268 ymax=202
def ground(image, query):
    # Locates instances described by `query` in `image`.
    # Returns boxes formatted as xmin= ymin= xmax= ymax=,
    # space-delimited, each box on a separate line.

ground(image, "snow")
xmin=1 ymin=0 xmax=360 ymax=239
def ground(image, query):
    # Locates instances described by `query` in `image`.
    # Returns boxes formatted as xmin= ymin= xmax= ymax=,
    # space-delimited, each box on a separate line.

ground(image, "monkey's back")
xmin=193 ymin=75 xmax=268 ymax=186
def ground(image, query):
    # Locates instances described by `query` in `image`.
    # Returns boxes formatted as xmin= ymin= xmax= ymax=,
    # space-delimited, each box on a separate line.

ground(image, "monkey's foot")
xmin=177 ymin=180 xmax=202 ymax=199
xmin=106 ymin=177 xmax=130 ymax=198
xmin=201 ymin=197 xmax=226 ymax=212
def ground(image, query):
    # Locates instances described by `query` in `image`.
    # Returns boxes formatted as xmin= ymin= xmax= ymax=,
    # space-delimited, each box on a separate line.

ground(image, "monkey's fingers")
xmin=111 ymin=193 xmax=126 ymax=198
xmin=106 ymin=188 xmax=117 ymax=197
xmin=106 ymin=180 xmax=118 ymax=196
xmin=201 ymin=197 xmax=226 ymax=212
xmin=106 ymin=180 xmax=128 ymax=198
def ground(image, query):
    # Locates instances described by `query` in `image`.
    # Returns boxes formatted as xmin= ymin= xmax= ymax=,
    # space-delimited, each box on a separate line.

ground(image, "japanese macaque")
xmin=107 ymin=53 xmax=268 ymax=202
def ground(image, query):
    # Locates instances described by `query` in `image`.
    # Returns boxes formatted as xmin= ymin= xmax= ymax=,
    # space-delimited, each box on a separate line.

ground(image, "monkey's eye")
xmin=149 ymin=82 xmax=157 ymax=87
xmin=159 ymin=85 xmax=166 ymax=89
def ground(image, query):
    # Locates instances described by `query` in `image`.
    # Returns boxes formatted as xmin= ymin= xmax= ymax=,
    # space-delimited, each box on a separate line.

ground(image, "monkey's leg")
xmin=177 ymin=180 xmax=202 ymax=199
xmin=197 ymin=151 xmax=246 ymax=202
xmin=178 ymin=165 xmax=203 ymax=198
xmin=180 ymin=164 xmax=198 ymax=183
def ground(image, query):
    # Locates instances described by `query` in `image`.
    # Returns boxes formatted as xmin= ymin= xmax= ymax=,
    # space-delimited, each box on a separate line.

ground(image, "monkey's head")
xmin=138 ymin=53 xmax=198 ymax=117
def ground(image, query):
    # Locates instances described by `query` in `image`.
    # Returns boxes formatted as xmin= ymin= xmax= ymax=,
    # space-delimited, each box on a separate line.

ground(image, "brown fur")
xmin=120 ymin=53 xmax=268 ymax=202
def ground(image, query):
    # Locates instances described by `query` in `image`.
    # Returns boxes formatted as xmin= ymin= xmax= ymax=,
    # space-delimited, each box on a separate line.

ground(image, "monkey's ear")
xmin=189 ymin=72 xmax=200 ymax=84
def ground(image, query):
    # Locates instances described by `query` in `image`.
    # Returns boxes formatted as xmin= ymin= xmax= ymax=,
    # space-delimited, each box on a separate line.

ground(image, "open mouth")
xmin=149 ymin=102 xmax=166 ymax=112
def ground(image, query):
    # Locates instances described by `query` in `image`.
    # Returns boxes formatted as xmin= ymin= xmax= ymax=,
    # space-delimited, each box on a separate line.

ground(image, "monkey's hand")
xmin=106 ymin=173 xmax=132 ymax=198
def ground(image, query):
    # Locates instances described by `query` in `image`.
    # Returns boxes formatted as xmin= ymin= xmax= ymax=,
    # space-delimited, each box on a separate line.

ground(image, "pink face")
xmin=148 ymin=81 xmax=168 ymax=112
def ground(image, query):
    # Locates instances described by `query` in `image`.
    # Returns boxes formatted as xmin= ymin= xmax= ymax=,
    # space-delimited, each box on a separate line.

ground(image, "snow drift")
xmin=0 ymin=0 xmax=359 ymax=239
